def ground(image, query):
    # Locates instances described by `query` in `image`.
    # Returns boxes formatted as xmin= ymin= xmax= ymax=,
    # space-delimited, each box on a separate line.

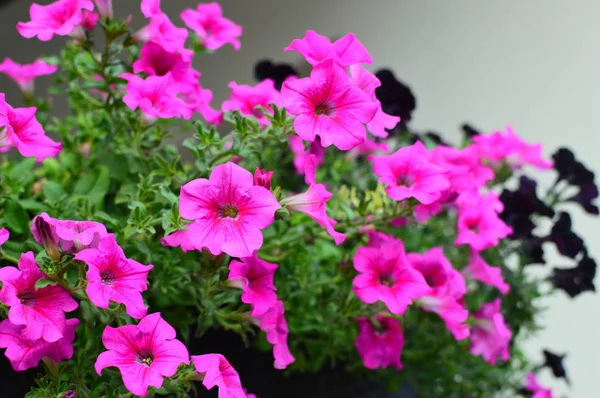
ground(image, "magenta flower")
xmin=180 ymin=2 xmax=242 ymax=51
xmin=281 ymin=59 xmax=378 ymax=150
xmin=222 ymin=80 xmax=281 ymax=128
xmin=525 ymin=372 xmax=555 ymax=398
xmin=431 ymin=144 xmax=494 ymax=192
xmin=253 ymin=167 xmax=274 ymax=190
xmin=133 ymin=41 xmax=198 ymax=85
xmin=256 ymin=301 xmax=295 ymax=369
xmin=0 ymin=318 xmax=79 ymax=371
xmin=470 ymin=299 xmax=512 ymax=365
xmin=355 ymin=316 xmax=404 ymax=370
xmin=179 ymin=81 xmax=223 ymax=125
xmin=161 ymin=230 xmax=195 ymax=252
xmin=17 ymin=0 xmax=94 ymax=41
xmin=229 ymin=253 xmax=278 ymax=317
xmin=289 ymin=135 xmax=325 ymax=176
xmin=463 ymin=250 xmax=509 ymax=294
xmin=0 ymin=228 xmax=8 ymax=246
xmin=192 ymin=354 xmax=247 ymax=398
xmin=135 ymin=12 xmax=188 ymax=54
xmin=81 ymin=10 xmax=99 ymax=30
xmin=0 ymin=252 xmax=78 ymax=343
xmin=371 ymin=141 xmax=450 ymax=205
xmin=75 ymin=235 xmax=153 ymax=319
xmin=0 ymin=95 xmax=61 ymax=162
xmin=417 ymin=295 xmax=470 ymax=340
xmin=407 ymin=247 xmax=466 ymax=299
xmin=285 ymin=30 xmax=372 ymax=66
xmin=179 ymin=162 xmax=281 ymax=258
xmin=95 ymin=313 xmax=190 ymax=397
xmin=353 ymin=241 xmax=430 ymax=315
xmin=31 ymin=212 xmax=108 ymax=254
xmin=0 ymin=58 xmax=57 ymax=95
xmin=141 ymin=0 xmax=161 ymax=18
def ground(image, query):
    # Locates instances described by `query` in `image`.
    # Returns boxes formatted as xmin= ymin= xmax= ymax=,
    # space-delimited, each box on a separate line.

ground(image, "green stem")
xmin=0 ymin=250 xmax=19 ymax=264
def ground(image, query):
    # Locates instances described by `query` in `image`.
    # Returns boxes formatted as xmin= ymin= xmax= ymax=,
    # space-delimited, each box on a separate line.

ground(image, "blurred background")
xmin=0 ymin=1 xmax=598 ymax=397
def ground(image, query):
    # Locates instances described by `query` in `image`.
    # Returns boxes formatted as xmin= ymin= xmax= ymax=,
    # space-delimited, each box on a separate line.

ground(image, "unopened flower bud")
xmin=253 ymin=167 xmax=274 ymax=190
xmin=33 ymin=215 xmax=60 ymax=261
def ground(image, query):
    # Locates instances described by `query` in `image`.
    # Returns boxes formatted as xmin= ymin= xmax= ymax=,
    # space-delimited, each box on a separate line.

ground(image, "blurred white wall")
xmin=1 ymin=1 xmax=598 ymax=396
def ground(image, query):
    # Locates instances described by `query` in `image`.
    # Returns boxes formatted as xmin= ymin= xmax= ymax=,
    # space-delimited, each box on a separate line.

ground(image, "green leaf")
xmin=8 ymin=158 xmax=36 ymax=180
xmin=34 ymin=278 xmax=58 ymax=290
xmin=73 ymin=166 xmax=111 ymax=206
xmin=4 ymin=200 xmax=29 ymax=234
xmin=19 ymin=199 xmax=48 ymax=212
xmin=43 ymin=181 xmax=66 ymax=203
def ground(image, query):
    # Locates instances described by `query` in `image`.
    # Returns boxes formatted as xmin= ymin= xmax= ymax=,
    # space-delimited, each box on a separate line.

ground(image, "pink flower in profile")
xmin=135 ymin=13 xmax=189 ymax=54
xmin=355 ymin=316 xmax=404 ymax=370
xmin=463 ymin=250 xmax=509 ymax=294
xmin=222 ymin=80 xmax=281 ymax=128
xmin=161 ymin=229 xmax=195 ymax=252
xmin=285 ymin=30 xmax=372 ymax=66
xmin=280 ymin=155 xmax=346 ymax=244
xmin=525 ymin=373 xmax=555 ymax=398
xmin=253 ymin=167 xmax=273 ymax=190
xmin=0 ymin=228 xmax=8 ymax=246
xmin=353 ymin=138 xmax=389 ymax=156
xmin=0 ymin=95 xmax=61 ymax=162
xmin=179 ymin=162 xmax=281 ymax=258
xmin=256 ymin=301 xmax=295 ymax=370
xmin=180 ymin=2 xmax=242 ymax=51
xmin=289 ymin=135 xmax=325 ymax=176
xmin=371 ymin=141 xmax=450 ymax=205
xmin=179 ymin=82 xmax=223 ymax=125
xmin=0 ymin=58 xmax=57 ymax=95
xmin=281 ymin=59 xmax=378 ymax=150
xmin=95 ymin=313 xmax=190 ymax=397
xmin=133 ymin=42 xmax=198 ymax=85
xmin=81 ymin=10 xmax=99 ymax=30
xmin=470 ymin=299 xmax=512 ymax=365
xmin=0 ymin=252 xmax=78 ymax=343
xmin=17 ymin=0 xmax=94 ymax=41
xmin=75 ymin=235 xmax=153 ymax=319
xmin=192 ymin=354 xmax=247 ymax=398
xmin=141 ymin=0 xmax=161 ymax=18
xmin=229 ymin=253 xmax=278 ymax=317
xmin=95 ymin=0 xmax=113 ymax=18
xmin=0 ymin=318 xmax=79 ymax=371
xmin=31 ymin=213 xmax=108 ymax=254
xmin=353 ymin=240 xmax=430 ymax=315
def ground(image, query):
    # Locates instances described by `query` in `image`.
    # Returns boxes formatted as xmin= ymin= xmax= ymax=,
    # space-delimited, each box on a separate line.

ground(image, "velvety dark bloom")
xmin=523 ymin=239 xmax=546 ymax=265
xmin=549 ymin=212 xmax=584 ymax=259
xmin=550 ymin=256 xmax=596 ymax=298
xmin=374 ymin=69 xmax=416 ymax=130
xmin=423 ymin=131 xmax=449 ymax=146
xmin=542 ymin=349 xmax=570 ymax=384
xmin=566 ymin=184 xmax=599 ymax=215
xmin=254 ymin=59 xmax=299 ymax=90
xmin=552 ymin=147 xmax=595 ymax=187
xmin=461 ymin=123 xmax=482 ymax=140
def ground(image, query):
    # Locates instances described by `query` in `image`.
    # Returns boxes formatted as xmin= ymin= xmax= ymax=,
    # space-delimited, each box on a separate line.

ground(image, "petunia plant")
xmin=0 ymin=0 xmax=596 ymax=397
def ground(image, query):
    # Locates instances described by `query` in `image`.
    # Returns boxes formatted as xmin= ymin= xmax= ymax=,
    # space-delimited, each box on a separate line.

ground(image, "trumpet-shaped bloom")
xmin=0 ymin=95 xmax=61 ymax=162
xmin=285 ymin=30 xmax=372 ymax=66
xmin=179 ymin=162 xmax=281 ymax=258
xmin=81 ymin=10 xmax=99 ymax=30
xmin=0 ymin=318 xmax=79 ymax=371
xmin=371 ymin=141 xmax=450 ymax=205
xmin=133 ymin=42 xmax=198 ymax=85
xmin=463 ymin=250 xmax=509 ymax=294
xmin=253 ymin=167 xmax=273 ymax=190
xmin=281 ymin=59 xmax=378 ymax=150
xmin=31 ymin=213 xmax=108 ymax=254
xmin=180 ymin=2 xmax=242 ymax=51
xmin=0 ymin=252 xmax=78 ymax=342
xmin=141 ymin=0 xmax=161 ymax=18
xmin=470 ymin=299 xmax=512 ymax=365
xmin=192 ymin=354 xmax=247 ymax=398
xmin=95 ymin=0 xmax=113 ymax=18
xmin=0 ymin=58 xmax=57 ymax=94
xmin=525 ymin=373 xmax=555 ymax=398
xmin=355 ymin=316 xmax=404 ymax=370
xmin=229 ymin=253 xmax=278 ymax=317
xmin=95 ymin=313 xmax=190 ymax=397
xmin=222 ymin=79 xmax=281 ymax=128
xmin=17 ymin=0 xmax=94 ymax=41
xmin=161 ymin=229 xmax=195 ymax=252
xmin=256 ymin=301 xmax=295 ymax=370
xmin=75 ymin=235 xmax=153 ymax=319
xmin=136 ymin=13 xmax=188 ymax=54
xmin=289 ymin=135 xmax=325 ymax=176
xmin=0 ymin=228 xmax=8 ymax=246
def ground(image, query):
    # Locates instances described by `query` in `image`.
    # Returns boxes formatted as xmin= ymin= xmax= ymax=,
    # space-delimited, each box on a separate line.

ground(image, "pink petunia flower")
xmin=285 ymin=30 xmax=372 ymax=66
xmin=179 ymin=162 xmax=281 ymax=258
xmin=134 ymin=13 xmax=189 ymax=54
xmin=0 ymin=58 xmax=57 ymax=95
xmin=141 ymin=0 xmax=161 ymax=18
xmin=256 ymin=300 xmax=295 ymax=370
xmin=81 ymin=10 xmax=99 ymax=30
xmin=253 ymin=167 xmax=274 ymax=190
xmin=470 ymin=299 xmax=512 ymax=365
xmin=0 ymin=252 xmax=78 ymax=343
xmin=31 ymin=212 xmax=108 ymax=255
xmin=95 ymin=313 xmax=190 ymax=397
xmin=280 ymin=155 xmax=346 ymax=244
xmin=179 ymin=81 xmax=223 ymax=125
xmin=371 ymin=141 xmax=450 ymax=205
xmin=17 ymin=0 xmax=94 ymax=42
xmin=281 ymin=59 xmax=378 ymax=150
xmin=351 ymin=138 xmax=389 ymax=158
xmin=430 ymin=145 xmax=494 ymax=192
xmin=228 ymin=253 xmax=278 ymax=317
xmin=0 ymin=318 xmax=79 ymax=371
xmin=289 ymin=135 xmax=325 ymax=176
xmin=222 ymin=80 xmax=281 ymax=128
xmin=525 ymin=372 xmax=555 ymax=398
xmin=95 ymin=0 xmax=113 ymax=19
xmin=463 ymin=250 xmax=509 ymax=294
xmin=0 ymin=94 xmax=61 ymax=162
xmin=355 ymin=316 xmax=404 ymax=370
xmin=180 ymin=2 xmax=242 ymax=51
xmin=192 ymin=354 xmax=247 ymax=398
xmin=133 ymin=41 xmax=198 ymax=85
xmin=353 ymin=240 xmax=430 ymax=315
xmin=161 ymin=229 xmax=195 ymax=252
xmin=0 ymin=228 xmax=8 ymax=246
xmin=75 ymin=234 xmax=153 ymax=319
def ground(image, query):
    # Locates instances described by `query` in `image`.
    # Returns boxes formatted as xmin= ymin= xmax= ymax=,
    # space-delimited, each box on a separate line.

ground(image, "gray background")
xmin=1 ymin=1 xmax=598 ymax=396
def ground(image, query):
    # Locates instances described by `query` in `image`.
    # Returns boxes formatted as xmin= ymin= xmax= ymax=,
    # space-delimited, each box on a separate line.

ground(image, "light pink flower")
xmin=0 ymin=94 xmax=61 ymax=162
xmin=81 ymin=10 xmax=99 ymax=30
xmin=281 ymin=59 xmax=378 ymax=150
xmin=17 ymin=0 xmax=94 ymax=41
xmin=525 ymin=372 xmax=555 ymax=398
xmin=229 ymin=253 xmax=278 ymax=317
xmin=0 ymin=252 xmax=78 ymax=343
xmin=253 ymin=167 xmax=274 ymax=190
xmin=95 ymin=0 xmax=113 ymax=19
xmin=31 ymin=212 xmax=108 ymax=254
xmin=133 ymin=41 xmax=198 ymax=85
xmin=179 ymin=81 xmax=223 ymax=124
xmin=222 ymin=80 xmax=280 ymax=128
xmin=95 ymin=313 xmax=190 ymax=397
xmin=0 ymin=58 xmax=57 ymax=95
xmin=285 ymin=30 xmax=372 ymax=66
xmin=289 ymin=135 xmax=325 ymax=176
xmin=0 ymin=318 xmax=79 ymax=371
xmin=135 ymin=13 xmax=189 ymax=54
xmin=0 ymin=228 xmax=8 ymax=246
xmin=355 ymin=316 xmax=404 ymax=370
xmin=180 ymin=2 xmax=242 ymax=51
xmin=463 ymin=250 xmax=509 ymax=294
xmin=75 ymin=235 xmax=153 ymax=319
xmin=192 ymin=354 xmax=247 ymax=398
xmin=470 ymin=299 xmax=512 ymax=365
xmin=417 ymin=295 xmax=470 ymax=340
xmin=179 ymin=162 xmax=281 ymax=258
xmin=256 ymin=301 xmax=295 ymax=369
xmin=353 ymin=241 xmax=430 ymax=315
xmin=354 ymin=138 xmax=389 ymax=156
xmin=161 ymin=229 xmax=195 ymax=252
xmin=371 ymin=141 xmax=450 ymax=205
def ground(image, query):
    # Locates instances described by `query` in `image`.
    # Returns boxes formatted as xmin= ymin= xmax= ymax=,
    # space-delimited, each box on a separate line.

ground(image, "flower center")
xmin=100 ymin=269 xmax=116 ymax=286
xmin=379 ymin=272 xmax=396 ymax=287
xmin=396 ymin=174 xmax=414 ymax=187
xmin=217 ymin=204 xmax=239 ymax=219
xmin=466 ymin=218 xmax=480 ymax=233
xmin=17 ymin=290 xmax=36 ymax=306
xmin=314 ymin=100 xmax=335 ymax=116
xmin=136 ymin=349 xmax=154 ymax=366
